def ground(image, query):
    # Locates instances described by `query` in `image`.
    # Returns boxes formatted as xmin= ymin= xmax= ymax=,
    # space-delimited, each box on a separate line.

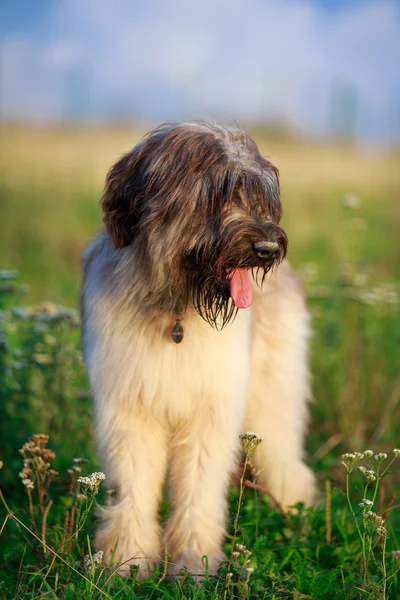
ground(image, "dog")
xmin=80 ymin=120 xmax=316 ymax=577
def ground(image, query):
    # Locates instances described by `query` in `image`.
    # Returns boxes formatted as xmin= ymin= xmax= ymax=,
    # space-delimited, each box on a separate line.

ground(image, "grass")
xmin=0 ymin=124 xmax=400 ymax=598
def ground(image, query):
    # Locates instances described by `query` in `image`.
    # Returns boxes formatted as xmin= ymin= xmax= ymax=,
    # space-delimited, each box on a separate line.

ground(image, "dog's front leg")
xmin=95 ymin=403 xmax=168 ymax=578
xmin=164 ymin=408 xmax=243 ymax=578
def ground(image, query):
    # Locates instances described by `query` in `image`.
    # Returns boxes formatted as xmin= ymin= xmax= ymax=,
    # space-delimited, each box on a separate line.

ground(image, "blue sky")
xmin=1 ymin=0 xmax=399 ymax=142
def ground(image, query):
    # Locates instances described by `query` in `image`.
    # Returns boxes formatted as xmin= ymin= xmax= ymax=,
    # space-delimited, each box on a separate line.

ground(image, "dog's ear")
xmin=101 ymin=149 xmax=145 ymax=249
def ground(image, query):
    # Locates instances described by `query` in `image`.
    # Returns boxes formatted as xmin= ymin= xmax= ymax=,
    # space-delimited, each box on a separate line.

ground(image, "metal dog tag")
xmin=172 ymin=319 xmax=184 ymax=343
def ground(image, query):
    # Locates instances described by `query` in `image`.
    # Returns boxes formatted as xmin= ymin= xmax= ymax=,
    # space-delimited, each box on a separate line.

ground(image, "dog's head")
xmin=102 ymin=121 xmax=288 ymax=328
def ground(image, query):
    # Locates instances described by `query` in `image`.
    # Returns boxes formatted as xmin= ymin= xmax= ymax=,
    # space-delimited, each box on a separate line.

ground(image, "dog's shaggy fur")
xmin=80 ymin=121 xmax=316 ymax=577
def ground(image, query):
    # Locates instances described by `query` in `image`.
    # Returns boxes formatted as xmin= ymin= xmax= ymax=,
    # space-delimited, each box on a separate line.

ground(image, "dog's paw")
xmin=111 ymin=557 xmax=156 ymax=580
xmin=96 ymin=530 xmax=158 ymax=579
xmin=279 ymin=461 xmax=317 ymax=510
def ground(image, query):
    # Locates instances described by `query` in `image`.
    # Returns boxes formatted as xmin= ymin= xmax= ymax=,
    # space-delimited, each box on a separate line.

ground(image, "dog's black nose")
xmin=252 ymin=240 xmax=280 ymax=260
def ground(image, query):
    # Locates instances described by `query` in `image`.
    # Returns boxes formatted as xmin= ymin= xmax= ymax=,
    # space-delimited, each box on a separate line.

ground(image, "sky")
xmin=0 ymin=0 xmax=399 ymax=142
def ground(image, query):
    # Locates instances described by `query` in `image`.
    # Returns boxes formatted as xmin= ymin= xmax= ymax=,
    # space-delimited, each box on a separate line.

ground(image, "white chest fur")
xmin=85 ymin=299 xmax=253 ymax=422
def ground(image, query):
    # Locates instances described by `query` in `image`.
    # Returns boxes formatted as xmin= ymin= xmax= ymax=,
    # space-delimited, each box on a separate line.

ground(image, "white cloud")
xmin=1 ymin=0 xmax=399 ymax=140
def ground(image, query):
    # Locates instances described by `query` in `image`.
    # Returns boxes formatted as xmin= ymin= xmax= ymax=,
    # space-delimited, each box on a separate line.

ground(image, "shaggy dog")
xmin=80 ymin=121 xmax=316 ymax=577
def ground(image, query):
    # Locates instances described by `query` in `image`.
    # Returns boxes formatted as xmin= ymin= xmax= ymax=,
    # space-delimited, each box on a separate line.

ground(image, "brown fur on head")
xmin=101 ymin=121 xmax=288 ymax=327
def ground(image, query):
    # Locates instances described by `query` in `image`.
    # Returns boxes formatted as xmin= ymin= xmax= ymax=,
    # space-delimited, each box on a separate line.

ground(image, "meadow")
xmin=0 ymin=124 xmax=399 ymax=599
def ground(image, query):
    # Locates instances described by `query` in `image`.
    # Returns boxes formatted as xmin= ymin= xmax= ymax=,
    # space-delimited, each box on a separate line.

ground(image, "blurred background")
xmin=1 ymin=0 xmax=400 ymax=140
xmin=0 ymin=0 xmax=399 ymax=303
xmin=0 ymin=0 xmax=399 ymax=495
xmin=1 ymin=0 xmax=399 ymax=302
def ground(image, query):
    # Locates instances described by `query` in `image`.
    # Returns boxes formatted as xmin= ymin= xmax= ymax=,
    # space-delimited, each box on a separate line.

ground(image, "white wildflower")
xmin=83 ymin=550 xmax=104 ymax=573
xmin=77 ymin=472 xmax=106 ymax=494
xmin=245 ymin=566 xmax=255 ymax=582
xmin=359 ymin=286 xmax=398 ymax=306
xmin=358 ymin=468 xmax=376 ymax=482
xmin=341 ymin=453 xmax=358 ymax=469
xmin=374 ymin=453 xmax=387 ymax=462
xmin=22 ymin=478 xmax=34 ymax=490
xmin=393 ymin=449 xmax=400 ymax=457
xmin=363 ymin=450 xmax=374 ymax=458
xmin=235 ymin=544 xmax=246 ymax=552
xmin=341 ymin=453 xmax=356 ymax=463
xmin=239 ymin=432 xmax=263 ymax=455
xmin=359 ymin=499 xmax=373 ymax=508
xmin=365 ymin=512 xmax=385 ymax=527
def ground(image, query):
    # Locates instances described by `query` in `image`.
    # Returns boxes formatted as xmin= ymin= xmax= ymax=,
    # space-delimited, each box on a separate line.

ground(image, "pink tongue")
xmin=229 ymin=268 xmax=252 ymax=309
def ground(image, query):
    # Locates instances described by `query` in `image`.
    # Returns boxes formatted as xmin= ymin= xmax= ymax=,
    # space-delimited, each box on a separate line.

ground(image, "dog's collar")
xmin=172 ymin=319 xmax=184 ymax=344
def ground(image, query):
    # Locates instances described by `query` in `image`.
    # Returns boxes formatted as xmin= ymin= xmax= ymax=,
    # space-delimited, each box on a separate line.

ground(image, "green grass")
xmin=0 ymin=126 xmax=400 ymax=598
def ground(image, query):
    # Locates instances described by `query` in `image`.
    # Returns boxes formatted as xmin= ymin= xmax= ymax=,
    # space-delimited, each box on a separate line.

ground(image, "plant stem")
xmin=345 ymin=470 xmax=366 ymax=580
xmin=225 ymin=453 xmax=250 ymax=584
